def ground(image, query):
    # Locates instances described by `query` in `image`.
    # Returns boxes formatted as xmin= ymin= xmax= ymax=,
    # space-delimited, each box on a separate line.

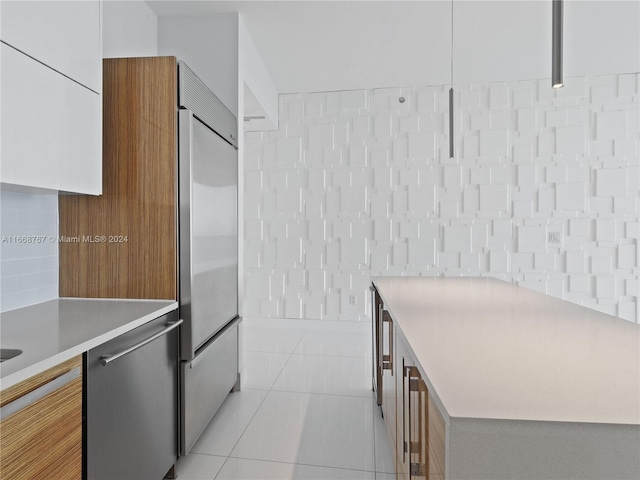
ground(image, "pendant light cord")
xmin=451 ymin=0 xmax=454 ymax=87
xmin=449 ymin=0 xmax=455 ymax=158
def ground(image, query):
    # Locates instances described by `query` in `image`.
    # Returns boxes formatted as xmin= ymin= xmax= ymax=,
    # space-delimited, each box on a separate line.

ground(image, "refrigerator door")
xmin=179 ymin=109 xmax=238 ymax=360
xmin=180 ymin=317 xmax=240 ymax=455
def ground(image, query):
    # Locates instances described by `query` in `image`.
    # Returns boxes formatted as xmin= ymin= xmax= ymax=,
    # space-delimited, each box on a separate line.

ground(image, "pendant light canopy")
xmin=552 ymin=0 xmax=564 ymax=88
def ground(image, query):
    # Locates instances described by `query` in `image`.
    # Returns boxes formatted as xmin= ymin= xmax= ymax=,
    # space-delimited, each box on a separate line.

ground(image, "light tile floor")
xmin=175 ymin=317 xmax=395 ymax=480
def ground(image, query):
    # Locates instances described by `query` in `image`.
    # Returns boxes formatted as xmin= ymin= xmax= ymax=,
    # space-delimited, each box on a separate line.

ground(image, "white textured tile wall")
xmin=244 ymin=74 xmax=640 ymax=323
xmin=0 ymin=190 xmax=58 ymax=312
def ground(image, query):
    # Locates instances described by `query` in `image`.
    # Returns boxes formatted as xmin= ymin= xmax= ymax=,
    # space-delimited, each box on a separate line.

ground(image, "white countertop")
xmin=0 ymin=298 xmax=178 ymax=389
xmin=373 ymin=276 xmax=640 ymax=426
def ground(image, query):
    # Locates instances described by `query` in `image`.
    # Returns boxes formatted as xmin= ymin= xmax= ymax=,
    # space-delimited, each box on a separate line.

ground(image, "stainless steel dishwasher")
xmin=86 ymin=310 xmax=181 ymax=480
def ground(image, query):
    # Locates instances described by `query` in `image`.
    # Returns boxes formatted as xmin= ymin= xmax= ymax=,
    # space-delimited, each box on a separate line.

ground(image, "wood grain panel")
xmin=0 ymin=356 xmax=82 ymax=480
xmin=0 ymin=356 xmax=82 ymax=407
xmin=59 ymin=56 xmax=178 ymax=300
xmin=395 ymin=336 xmax=411 ymax=480
xmin=429 ymin=394 xmax=446 ymax=479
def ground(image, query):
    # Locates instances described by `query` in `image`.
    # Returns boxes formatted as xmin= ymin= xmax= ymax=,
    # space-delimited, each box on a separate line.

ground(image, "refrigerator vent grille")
xmin=178 ymin=61 xmax=238 ymax=148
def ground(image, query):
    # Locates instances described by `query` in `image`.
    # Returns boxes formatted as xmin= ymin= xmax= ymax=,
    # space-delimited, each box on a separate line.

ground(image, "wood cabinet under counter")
xmin=372 ymin=276 xmax=640 ymax=480
xmin=0 ymin=355 xmax=83 ymax=480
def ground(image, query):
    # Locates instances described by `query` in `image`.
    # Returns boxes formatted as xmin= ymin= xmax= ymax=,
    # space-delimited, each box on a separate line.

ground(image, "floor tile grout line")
xmin=265 ymin=339 xmax=375 ymax=400
xmin=211 ymin=325 xmax=378 ymax=479
xmin=225 ymin=454 xmax=379 ymax=474
xmin=183 ymin=324 xmax=374 ymax=478
xmin=371 ymin=400 xmax=397 ymax=477
xmin=283 ymin=351 xmax=373 ymax=360
xmin=242 ymin=328 xmax=309 ymax=357
xmin=261 ymin=329 xmax=309 ymax=391
xmin=213 ymin=454 xmax=230 ymax=480
xmin=246 ymin=326 xmax=382 ymax=476
xmin=211 ymin=389 xmax=270 ymax=480
xmin=244 ymin=348 xmax=372 ymax=360
xmin=242 ymin=320 xmax=370 ymax=329
xmin=213 ymin=328 xmax=311 ymax=477
xmin=185 ymin=452 xmax=226 ymax=459
xmin=268 ymin=388 xmax=377 ymax=400
xmin=187 ymin=387 xmax=268 ymax=458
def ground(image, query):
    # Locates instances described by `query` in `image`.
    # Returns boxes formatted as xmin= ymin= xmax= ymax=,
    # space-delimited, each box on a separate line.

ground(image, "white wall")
xmin=243 ymin=74 xmax=640 ymax=323
xmin=102 ymin=0 xmax=158 ymax=58
xmin=238 ymin=15 xmax=280 ymax=319
xmin=239 ymin=16 xmax=278 ymax=131
xmin=158 ymin=13 xmax=239 ymax=116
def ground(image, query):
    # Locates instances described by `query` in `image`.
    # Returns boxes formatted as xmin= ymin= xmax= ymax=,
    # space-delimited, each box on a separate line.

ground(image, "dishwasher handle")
xmin=100 ymin=319 xmax=183 ymax=366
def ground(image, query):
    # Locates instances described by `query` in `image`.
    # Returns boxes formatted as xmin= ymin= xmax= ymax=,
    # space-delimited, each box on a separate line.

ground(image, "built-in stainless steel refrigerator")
xmin=177 ymin=62 xmax=240 ymax=456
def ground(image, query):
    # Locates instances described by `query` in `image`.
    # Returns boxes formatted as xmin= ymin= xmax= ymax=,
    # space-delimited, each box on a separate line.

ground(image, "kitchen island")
xmin=372 ymin=276 xmax=640 ymax=480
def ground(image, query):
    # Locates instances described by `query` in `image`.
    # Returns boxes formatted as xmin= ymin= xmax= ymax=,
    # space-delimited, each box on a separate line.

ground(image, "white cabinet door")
xmin=0 ymin=0 xmax=101 ymax=93
xmin=1 ymin=44 xmax=101 ymax=194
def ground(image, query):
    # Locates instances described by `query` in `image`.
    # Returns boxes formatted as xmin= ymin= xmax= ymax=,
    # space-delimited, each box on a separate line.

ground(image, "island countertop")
xmin=0 ymin=298 xmax=178 ymax=389
xmin=372 ymin=276 xmax=640 ymax=426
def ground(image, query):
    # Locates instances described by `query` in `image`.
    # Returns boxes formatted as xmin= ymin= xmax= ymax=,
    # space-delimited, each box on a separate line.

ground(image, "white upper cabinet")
xmin=0 ymin=0 xmax=102 ymax=194
xmin=1 ymin=44 xmax=102 ymax=194
xmin=0 ymin=0 xmax=101 ymax=93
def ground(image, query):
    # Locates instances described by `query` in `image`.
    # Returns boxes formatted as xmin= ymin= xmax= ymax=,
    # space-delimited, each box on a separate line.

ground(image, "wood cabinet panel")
xmin=404 ymin=364 xmax=446 ymax=480
xmin=428 ymin=394 xmax=446 ymax=480
xmin=59 ymin=56 xmax=178 ymax=300
xmin=0 ymin=355 xmax=82 ymax=480
xmin=395 ymin=332 xmax=413 ymax=480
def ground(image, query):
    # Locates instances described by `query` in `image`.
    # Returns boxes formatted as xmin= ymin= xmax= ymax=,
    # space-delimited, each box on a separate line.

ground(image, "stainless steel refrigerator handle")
xmin=189 ymin=316 xmax=241 ymax=369
xmin=101 ymin=320 xmax=183 ymax=366
xmin=0 ymin=367 xmax=80 ymax=420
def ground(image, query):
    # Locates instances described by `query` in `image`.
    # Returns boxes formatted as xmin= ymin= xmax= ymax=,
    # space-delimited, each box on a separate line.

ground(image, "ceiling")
xmin=147 ymin=1 xmax=640 ymax=95
xmin=147 ymin=0 xmax=452 ymax=93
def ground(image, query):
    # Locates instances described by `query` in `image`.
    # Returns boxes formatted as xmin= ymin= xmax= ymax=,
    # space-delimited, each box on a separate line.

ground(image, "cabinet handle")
xmin=407 ymin=366 xmax=418 ymax=454
xmin=415 ymin=377 xmax=429 ymax=478
xmin=382 ymin=310 xmax=393 ymax=372
xmin=403 ymin=361 xmax=408 ymax=461
xmin=100 ymin=319 xmax=183 ymax=366
xmin=407 ymin=365 xmax=414 ymax=467
xmin=0 ymin=367 xmax=80 ymax=420
xmin=407 ymin=366 xmax=429 ymax=479
xmin=375 ymin=298 xmax=383 ymax=407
